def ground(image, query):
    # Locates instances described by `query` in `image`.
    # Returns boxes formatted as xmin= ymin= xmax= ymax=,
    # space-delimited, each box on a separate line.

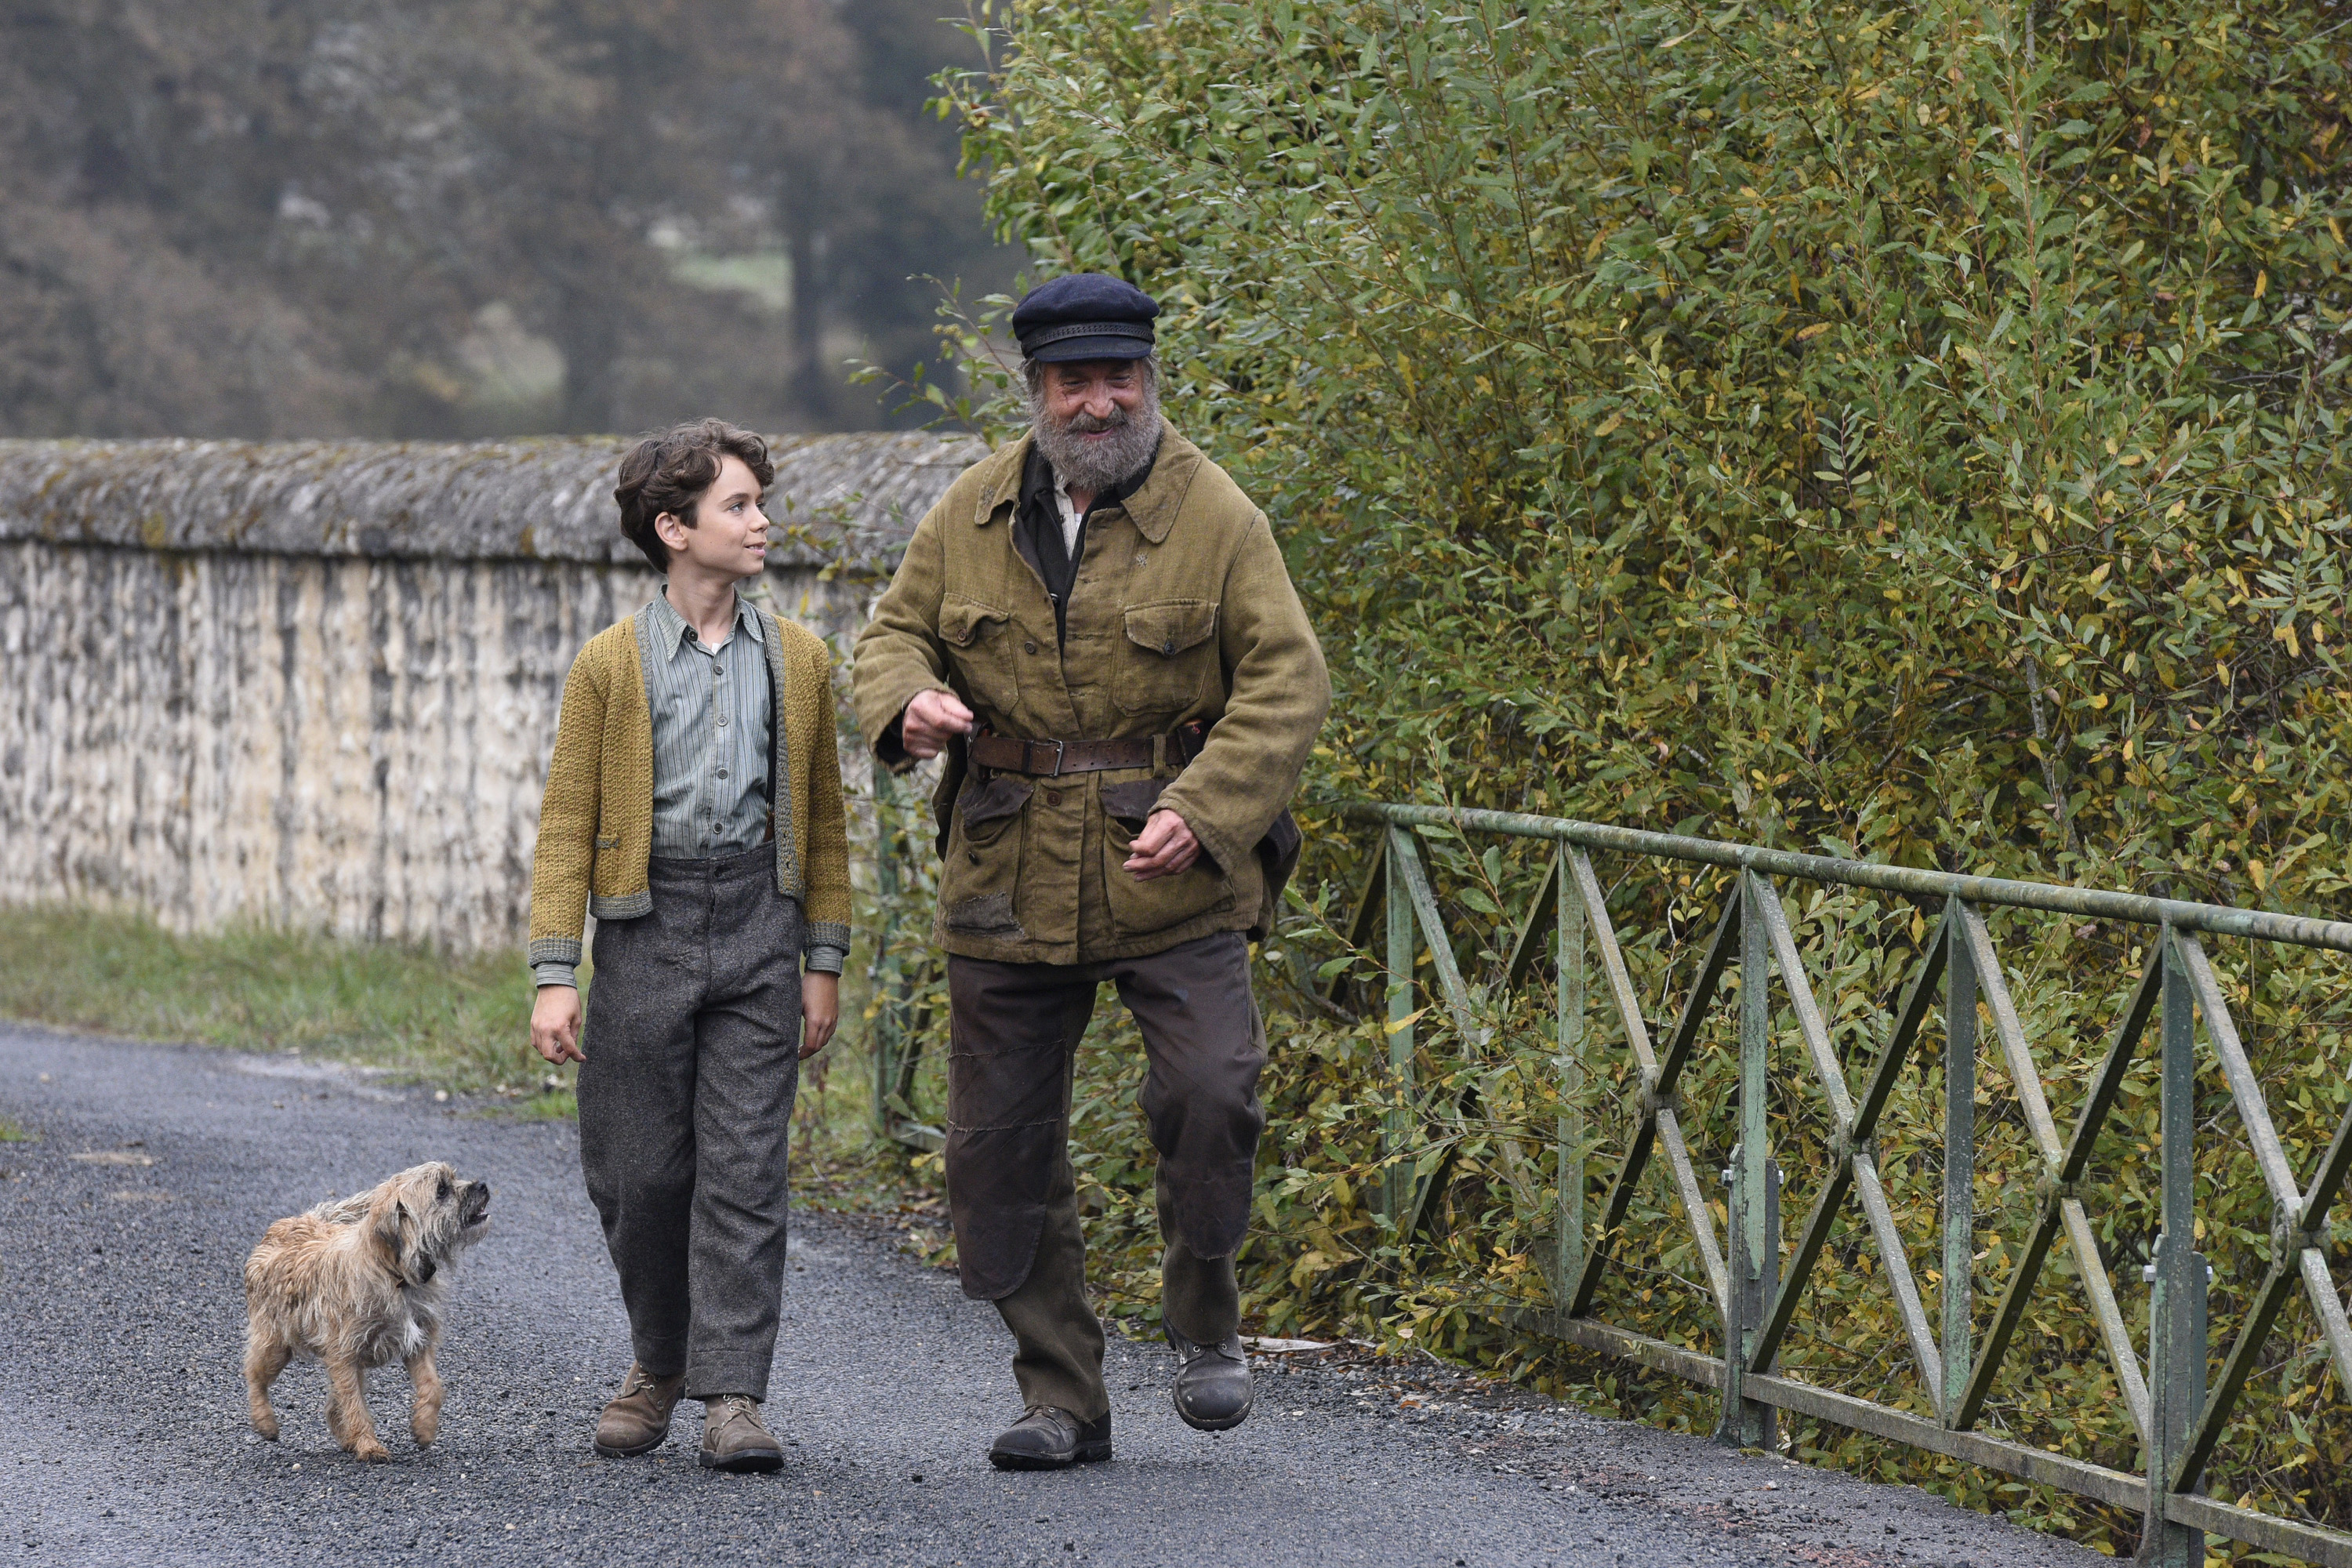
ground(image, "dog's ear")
xmin=375 ymin=1199 xmax=411 ymax=1272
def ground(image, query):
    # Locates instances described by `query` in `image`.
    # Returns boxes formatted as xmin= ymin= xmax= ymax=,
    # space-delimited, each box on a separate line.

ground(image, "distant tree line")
xmin=0 ymin=0 xmax=1015 ymax=437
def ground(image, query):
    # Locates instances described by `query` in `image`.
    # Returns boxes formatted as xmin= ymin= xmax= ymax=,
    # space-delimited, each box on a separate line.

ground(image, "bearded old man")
xmin=852 ymin=274 xmax=1330 ymax=1469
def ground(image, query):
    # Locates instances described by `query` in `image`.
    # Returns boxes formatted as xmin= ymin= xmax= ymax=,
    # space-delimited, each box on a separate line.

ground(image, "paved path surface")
xmin=0 ymin=1025 xmax=2104 ymax=1568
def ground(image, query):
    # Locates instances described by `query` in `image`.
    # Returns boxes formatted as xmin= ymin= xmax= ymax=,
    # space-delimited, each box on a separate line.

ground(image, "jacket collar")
xmin=971 ymin=421 xmax=1200 ymax=546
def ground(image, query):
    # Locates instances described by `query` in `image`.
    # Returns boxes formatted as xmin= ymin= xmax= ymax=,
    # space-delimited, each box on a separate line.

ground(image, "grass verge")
xmin=0 ymin=904 xmax=553 ymax=1098
xmin=0 ymin=903 xmax=931 ymax=1206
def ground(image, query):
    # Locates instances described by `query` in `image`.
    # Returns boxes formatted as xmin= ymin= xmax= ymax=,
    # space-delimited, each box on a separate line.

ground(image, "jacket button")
xmin=1024 ymin=640 xmax=1038 ymax=655
xmin=1161 ymin=639 xmax=1175 ymax=655
xmin=967 ymin=851 xmax=981 ymax=865
xmin=1045 ymin=790 xmax=1062 ymax=806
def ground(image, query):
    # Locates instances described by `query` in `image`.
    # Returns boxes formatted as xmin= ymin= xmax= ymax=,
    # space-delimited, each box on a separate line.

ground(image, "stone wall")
xmin=0 ymin=433 xmax=976 ymax=952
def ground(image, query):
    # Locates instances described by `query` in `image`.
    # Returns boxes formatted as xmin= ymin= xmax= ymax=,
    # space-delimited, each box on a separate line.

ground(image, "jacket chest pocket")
xmin=940 ymin=595 xmax=1022 ymax=713
xmin=1112 ymin=599 xmax=1218 ymax=718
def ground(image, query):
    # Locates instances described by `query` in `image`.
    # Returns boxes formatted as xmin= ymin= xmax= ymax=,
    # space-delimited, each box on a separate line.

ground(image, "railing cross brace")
xmin=1566 ymin=884 xmax=1737 ymax=1320
xmin=1751 ymin=902 xmax=1950 ymax=1376
xmin=1955 ymin=954 xmax=2160 ymax=1440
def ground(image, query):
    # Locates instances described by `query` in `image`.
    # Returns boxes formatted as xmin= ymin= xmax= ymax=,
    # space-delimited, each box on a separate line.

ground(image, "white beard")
xmin=1029 ymin=376 xmax=1164 ymax=495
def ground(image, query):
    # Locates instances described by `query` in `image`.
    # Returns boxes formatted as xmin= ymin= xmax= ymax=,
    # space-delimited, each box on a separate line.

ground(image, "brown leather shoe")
xmin=698 ymin=1395 xmax=786 ymax=1473
xmin=593 ymin=1364 xmax=686 ymax=1457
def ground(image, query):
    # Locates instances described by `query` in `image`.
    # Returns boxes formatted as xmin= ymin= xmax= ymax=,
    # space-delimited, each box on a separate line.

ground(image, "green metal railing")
xmin=857 ymin=779 xmax=2352 ymax=1562
xmin=866 ymin=765 xmax=945 ymax=1153
xmin=1338 ymin=802 xmax=2352 ymax=1568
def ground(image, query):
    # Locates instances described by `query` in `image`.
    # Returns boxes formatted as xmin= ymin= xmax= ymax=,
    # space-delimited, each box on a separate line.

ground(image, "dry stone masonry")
xmin=0 ymin=434 xmax=973 ymax=952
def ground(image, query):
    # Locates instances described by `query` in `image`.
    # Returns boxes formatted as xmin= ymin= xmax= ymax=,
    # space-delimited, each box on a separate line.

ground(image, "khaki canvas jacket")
xmin=852 ymin=424 xmax=1330 ymax=964
xmin=528 ymin=600 xmax=853 ymax=971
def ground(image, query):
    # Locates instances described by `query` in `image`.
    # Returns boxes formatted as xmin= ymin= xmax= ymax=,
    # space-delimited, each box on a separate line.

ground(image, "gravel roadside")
xmin=0 ymin=1024 xmax=2103 ymax=1568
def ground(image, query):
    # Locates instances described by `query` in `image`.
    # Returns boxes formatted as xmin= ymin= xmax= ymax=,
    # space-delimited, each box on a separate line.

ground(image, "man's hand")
xmin=531 ymin=985 xmax=584 ymax=1065
xmin=1123 ymin=808 xmax=1201 ymax=880
xmin=800 ymin=971 xmax=840 ymax=1060
xmin=899 ymin=689 xmax=975 ymax=760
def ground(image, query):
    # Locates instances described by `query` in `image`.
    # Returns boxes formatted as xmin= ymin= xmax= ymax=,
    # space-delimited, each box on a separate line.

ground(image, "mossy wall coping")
xmin=0 ymin=432 xmax=984 ymax=568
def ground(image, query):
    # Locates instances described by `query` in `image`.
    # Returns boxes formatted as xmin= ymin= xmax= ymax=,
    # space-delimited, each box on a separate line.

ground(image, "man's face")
xmin=1040 ymin=360 xmax=1145 ymax=443
xmin=1030 ymin=356 xmax=1160 ymax=495
xmin=655 ymin=454 xmax=769 ymax=581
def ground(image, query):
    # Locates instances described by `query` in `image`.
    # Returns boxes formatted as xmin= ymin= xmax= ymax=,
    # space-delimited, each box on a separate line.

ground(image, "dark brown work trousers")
xmin=945 ymin=931 xmax=1267 ymax=1421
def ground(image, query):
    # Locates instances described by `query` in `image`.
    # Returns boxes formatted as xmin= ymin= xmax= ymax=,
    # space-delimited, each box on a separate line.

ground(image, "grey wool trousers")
xmin=577 ymin=847 xmax=803 ymax=1402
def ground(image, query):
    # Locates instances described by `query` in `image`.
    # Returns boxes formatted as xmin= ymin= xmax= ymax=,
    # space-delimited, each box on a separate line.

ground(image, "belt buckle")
xmin=1030 ymin=738 xmax=1065 ymax=778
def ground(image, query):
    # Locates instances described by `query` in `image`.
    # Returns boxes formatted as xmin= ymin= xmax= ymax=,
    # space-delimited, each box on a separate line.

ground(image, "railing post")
xmin=869 ymin=763 xmax=905 ymax=1141
xmin=1555 ymin=841 xmax=1587 ymax=1291
xmin=1383 ymin=826 xmax=1418 ymax=1224
xmin=1717 ymin=869 xmax=1779 ymax=1449
xmin=1943 ymin=895 xmax=1976 ymax=1424
xmin=2144 ymin=927 xmax=2207 ymax=1566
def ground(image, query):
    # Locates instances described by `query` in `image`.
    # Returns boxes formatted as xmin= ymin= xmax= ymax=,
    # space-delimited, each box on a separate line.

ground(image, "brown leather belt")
xmin=969 ymin=724 xmax=1204 ymax=778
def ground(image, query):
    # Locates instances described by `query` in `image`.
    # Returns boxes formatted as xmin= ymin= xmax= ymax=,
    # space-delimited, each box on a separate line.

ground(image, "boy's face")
xmin=654 ymin=454 xmax=770 ymax=582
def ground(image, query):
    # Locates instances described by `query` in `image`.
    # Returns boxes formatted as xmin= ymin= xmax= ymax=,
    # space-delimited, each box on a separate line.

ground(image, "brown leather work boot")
xmin=593 ymin=1363 xmax=687 ymax=1457
xmin=698 ymin=1395 xmax=786 ymax=1473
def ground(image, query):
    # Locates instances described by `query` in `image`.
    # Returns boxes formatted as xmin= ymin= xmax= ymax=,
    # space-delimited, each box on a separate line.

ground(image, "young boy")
xmin=527 ymin=418 xmax=851 ymax=1472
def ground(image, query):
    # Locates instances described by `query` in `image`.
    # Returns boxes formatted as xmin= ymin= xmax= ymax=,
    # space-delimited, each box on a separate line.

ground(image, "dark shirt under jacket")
xmin=1014 ymin=439 xmax=1160 ymax=646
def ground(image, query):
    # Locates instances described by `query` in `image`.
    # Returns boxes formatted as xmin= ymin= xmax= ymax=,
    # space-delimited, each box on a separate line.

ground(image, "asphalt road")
xmin=0 ymin=1024 xmax=2104 ymax=1568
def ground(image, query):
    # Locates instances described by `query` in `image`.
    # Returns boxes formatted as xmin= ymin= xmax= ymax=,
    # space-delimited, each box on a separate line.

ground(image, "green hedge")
xmin=897 ymin=0 xmax=2352 ymax=1548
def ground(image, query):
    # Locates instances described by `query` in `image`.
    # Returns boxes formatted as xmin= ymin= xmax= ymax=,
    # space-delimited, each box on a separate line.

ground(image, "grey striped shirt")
xmin=645 ymin=588 xmax=775 ymax=861
xmin=533 ymin=588 xmax=844 ymax=988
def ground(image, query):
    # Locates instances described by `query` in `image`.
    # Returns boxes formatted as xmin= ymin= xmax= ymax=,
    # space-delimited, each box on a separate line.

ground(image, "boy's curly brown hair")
xmin=613 ymin=418 xmax=775 ymax=572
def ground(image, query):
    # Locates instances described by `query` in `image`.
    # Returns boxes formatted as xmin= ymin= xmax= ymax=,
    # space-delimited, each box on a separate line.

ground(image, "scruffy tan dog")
xmin=244 ymin=1161 xmax=492 ymax=1461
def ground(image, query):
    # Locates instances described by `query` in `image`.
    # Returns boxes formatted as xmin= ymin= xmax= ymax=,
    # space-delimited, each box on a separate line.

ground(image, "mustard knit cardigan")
xmin=527 ymin=601 xmax=852 ymax=969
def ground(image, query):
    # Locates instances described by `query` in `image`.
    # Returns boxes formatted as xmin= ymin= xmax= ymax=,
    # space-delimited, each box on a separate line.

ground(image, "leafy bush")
xmin=901 ymin=0 xmax=2352 ymax=1547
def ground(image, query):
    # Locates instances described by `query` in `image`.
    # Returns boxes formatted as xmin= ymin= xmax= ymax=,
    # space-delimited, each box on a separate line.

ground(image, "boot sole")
xmin=1174 ymin=1396 xmax=1253 ymax=1433
xmin=593 ymin=1431 xmax=670 ymax=1458
xmin=987 ymin=1439 xmax=1112 ymax=1471
xmin=698 ymin=1448 xmax=786 ymax=1473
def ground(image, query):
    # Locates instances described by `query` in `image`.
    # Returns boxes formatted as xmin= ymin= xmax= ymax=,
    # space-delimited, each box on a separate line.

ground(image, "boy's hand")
xmin=532 ymin=985 xmax=585 ymax=1065
xmin=800 ymin=971 xmax=840 ymax=1060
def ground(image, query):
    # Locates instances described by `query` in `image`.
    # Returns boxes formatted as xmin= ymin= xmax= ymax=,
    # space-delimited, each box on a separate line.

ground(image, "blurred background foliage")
xmin=883 ymin=0 xmax=2352 ymax=1549
xmin=0 ymin=0 xmax=1018 ymax=437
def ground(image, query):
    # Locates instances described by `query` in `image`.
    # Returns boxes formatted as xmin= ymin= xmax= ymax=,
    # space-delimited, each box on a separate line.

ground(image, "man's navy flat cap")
xmin=1011 ymin=273 xmax=1160 ymax=362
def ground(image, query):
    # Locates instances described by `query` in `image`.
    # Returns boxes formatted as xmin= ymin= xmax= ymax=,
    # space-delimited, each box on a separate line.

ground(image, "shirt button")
xmin=1045 ymin=790 xmax=1062 ymax=806
xmin=717 ymin=714 xmax=728 ymax=727
xmin=717 ymin=770 xmax=729 ymax=779
xmin=1024 ymin=641 xmax=1038 ymax=655
xmin=967 ymin=850 xmax=981 ymax=865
